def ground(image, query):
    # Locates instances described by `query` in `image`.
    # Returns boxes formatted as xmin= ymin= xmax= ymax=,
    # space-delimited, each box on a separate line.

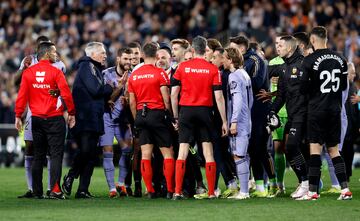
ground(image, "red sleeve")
xmin=128 ymin=77 xmax=134 ymax=93
xmin=159 ymin=70 xmax=169 ymax=86
xmin=173 ymin=64 xmax=182 ymax=81
xmin=15 ymin=69 xmax=30 ymax=117
xmin=213 ymin=68 xmax=222 ymax=86
xmin=56 ymin=69 xmax=76 ymax=115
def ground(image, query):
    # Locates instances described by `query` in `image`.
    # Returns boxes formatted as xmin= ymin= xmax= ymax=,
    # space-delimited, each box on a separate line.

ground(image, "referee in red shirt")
xmin=128 ymin=42 xmax=175 ymax=199
xmin=171 ymin=36 xmax=228 ymax=199
xmin=15 ymin=42 xmax=75 ymax=199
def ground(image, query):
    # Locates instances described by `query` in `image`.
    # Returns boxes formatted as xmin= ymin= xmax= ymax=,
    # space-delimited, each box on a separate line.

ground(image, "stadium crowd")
xmin=0 ymin=0 xmax=359 ymax=201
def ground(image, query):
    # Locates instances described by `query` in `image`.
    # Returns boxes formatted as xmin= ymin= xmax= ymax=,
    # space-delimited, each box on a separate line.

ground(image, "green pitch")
xmin=0 ymin=168 xmax=359 ymax=221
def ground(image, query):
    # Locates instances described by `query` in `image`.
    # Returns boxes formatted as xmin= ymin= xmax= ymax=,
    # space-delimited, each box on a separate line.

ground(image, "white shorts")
xmin=99 ymin=113 xmax=132 ymax=146
xmin=229 ymin=134 xmax=250 ymax=157
xmin=24 ymin=109 xmax=33 ymax=141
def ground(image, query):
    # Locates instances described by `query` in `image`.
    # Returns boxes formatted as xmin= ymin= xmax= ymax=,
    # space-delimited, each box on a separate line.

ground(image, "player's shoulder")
xmin=103 ymin=66 xmax=116 ymax=75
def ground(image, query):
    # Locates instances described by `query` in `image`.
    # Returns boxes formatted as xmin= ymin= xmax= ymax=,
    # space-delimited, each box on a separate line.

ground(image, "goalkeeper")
xmin=259 ymin=35 xmax=309 ymax=199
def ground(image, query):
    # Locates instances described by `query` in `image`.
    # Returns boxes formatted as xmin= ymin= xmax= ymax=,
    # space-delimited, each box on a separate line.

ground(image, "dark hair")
xmin=170 ymin=38 xmax=190 ymax=49
xmin=117 ymin=47 xmax=133 ymax=57
xmin=192 ymin=35 xmax=207 ymax=55
xmin=249 ymin=42 xmax=261 ymax=51
xmin=214 ymin=47 xmax=224 ymax=54
xmin=276 ymin=31 xmax=288 ymax=37
xmin=207 ymin=38 xmax=222 ymax=51
xmin=36 ymin=36 xmax=50 ymax=45
xmin=310 ymin=26 xmax=327 ymax=39
xmin=37 ymin=41 xmax=55 ymax=59
xmin=229 ymin=35 xmax=249 ymax=50
xmin=142 ymin=42 xmax=158 ymax=58
xmin=128 ymin=42 xmax=141 ymax=50
xmin=225 ymin=47 xmax=243 ymax=69
xmin=293 ymin=32 xmax=310 ymax=47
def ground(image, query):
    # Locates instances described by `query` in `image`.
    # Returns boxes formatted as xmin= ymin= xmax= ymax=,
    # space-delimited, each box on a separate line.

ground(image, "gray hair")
xmin=192 ymin=36 xmax=207 ymax=55
xmin=85 ymin=42 xmax=105 ymax=56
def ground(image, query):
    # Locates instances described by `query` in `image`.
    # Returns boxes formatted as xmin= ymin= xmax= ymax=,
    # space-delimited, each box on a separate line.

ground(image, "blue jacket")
xmin=72 ymin=56 xmax=113 ymax=135
xmin=243 ymin=49 xmax=270 ymax=124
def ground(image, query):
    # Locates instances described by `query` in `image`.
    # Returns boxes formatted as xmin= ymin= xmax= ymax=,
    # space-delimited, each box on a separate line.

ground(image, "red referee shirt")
xmin=15 ymin=60 xmax=75 ymax=118
xmin=173 ymin=58 xmax=221 ymax=106
xmin=128 ymin=64 xmax=169 ymax=110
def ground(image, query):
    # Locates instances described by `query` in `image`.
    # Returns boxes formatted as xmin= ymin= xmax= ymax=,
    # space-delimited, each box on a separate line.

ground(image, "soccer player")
xmin=16 ymin=36 xmax=66 ymax=198
xmin=101 ymin=47 xmax=133 ymax=198
xmin=223 ymin=47 xmax=253 ymax=200
xmin=205 ymin=38 xmax=222 ymax=62
xmin=268 ymin=36 xmax=309 ymax=199
xmin=126 ymin=41 xmax=143 ymax=197
xmin=129 ymin=42 xmax=142 ymax=68
xmin=229 ymin=35 xmax=276 ymax=197
xmin=171 ymin=36 xmax=228 ymax=199
xmin=299 ymin=26 xmax=352 ymax=200
xmin=207 ymin=46 xmax=239 ymax=199
xmin=128 ymin=42 xmax=175 ymax=199
xmin=15 ymin=41 xmax=75 ymax=199
xmin=170 ymin=38 xmax=190 ymax=74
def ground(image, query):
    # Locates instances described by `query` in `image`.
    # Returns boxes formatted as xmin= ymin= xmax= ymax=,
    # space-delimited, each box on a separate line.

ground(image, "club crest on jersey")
xmin=291 ymin=68 xmax=298 ymax=78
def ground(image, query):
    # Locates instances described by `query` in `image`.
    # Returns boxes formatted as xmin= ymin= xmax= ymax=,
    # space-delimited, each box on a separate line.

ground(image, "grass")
xmin=0 ymin=167 xmax=359 ymax=221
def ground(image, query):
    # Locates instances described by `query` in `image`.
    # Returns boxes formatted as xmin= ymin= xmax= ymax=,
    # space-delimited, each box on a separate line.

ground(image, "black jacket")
xmin=71 ymin=56 xmax=113 ymax=135
xmin=271 ymin=49 xmax=307 ymax=122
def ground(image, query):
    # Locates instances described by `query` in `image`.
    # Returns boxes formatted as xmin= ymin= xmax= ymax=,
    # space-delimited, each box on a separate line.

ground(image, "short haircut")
xmin=249 ymin=42 xmax=261 ymax=51
xmin=85 ymin=42 xmax=105 ymax=56
xmin=225 ymin=47 xmax=243 ymax=69
xmin=36 ymin=36 xmax=50 ymax=45
xmin=310 ymin=26 xmax=327 ymax=39
xmin=117 ymin=47 xmax=133 ymax=57
xmin=192 ymin=35 xmax=207 ymax=55
xmin=128 ymin=42 xmax=141 ymax=50
xmin=229 ymin=35 xmax=249 ymax=50
xmin=170 ymin=38 xmax=190 ymax=50
xmin=276 ymin=32 xmax=288 ymax=38
xmin=280 ymin=35 xmax=297 ymax=51
xmin=142 ymin=42 xmax=159 ymax=58
xmin=293 ymin=32 xmax=310 ymax=47
xmin=207 ymin=38 xmax=222 ymax=51
xmin=214 ymin=47 xmax=224 ymax=54
xmin=37 ymin=41 xmax=55 ymax=59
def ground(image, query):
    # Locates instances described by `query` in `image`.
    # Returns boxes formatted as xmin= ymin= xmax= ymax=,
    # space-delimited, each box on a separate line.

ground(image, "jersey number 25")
xmin=320 ymin=69 xmax=340 ymax=93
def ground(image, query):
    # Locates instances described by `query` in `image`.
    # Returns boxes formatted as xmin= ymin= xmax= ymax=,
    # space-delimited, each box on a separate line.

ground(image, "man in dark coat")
xmin=62 ymin=42 xmax=113 ymax=198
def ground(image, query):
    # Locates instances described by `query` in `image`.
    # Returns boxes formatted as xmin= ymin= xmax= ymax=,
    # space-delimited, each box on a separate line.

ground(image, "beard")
xmin=119 ymin=63 xmax=131 ymax=71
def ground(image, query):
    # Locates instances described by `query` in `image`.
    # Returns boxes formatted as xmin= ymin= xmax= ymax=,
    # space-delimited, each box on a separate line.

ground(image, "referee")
xmin=171 ymin=36 xmax=228 ymax=200
xmin=128 ymin=42 xmax=175 ymax=199
xmin=15 ymin=42 xmax=75 ymax=199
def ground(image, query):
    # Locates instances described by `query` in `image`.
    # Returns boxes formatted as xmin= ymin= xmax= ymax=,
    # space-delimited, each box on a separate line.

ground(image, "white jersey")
xmin=227 ymin=68 xmax=253 ymax=135
xmin=19 ymin=54 xmax=66 ymax=73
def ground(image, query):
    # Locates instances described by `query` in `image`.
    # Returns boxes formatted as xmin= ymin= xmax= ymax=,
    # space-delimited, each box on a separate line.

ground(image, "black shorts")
xmin=307 ymin=111 xmax=341 ymax=147
xmin=134 ymin=109 xmax=172 ymax=147
xmin=178 ymin=106 xmax=215 ymax=143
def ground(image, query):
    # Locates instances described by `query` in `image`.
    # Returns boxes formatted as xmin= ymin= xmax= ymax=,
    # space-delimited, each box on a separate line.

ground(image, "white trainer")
xmin=228 ymin=192 xmax=250 ymax=200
